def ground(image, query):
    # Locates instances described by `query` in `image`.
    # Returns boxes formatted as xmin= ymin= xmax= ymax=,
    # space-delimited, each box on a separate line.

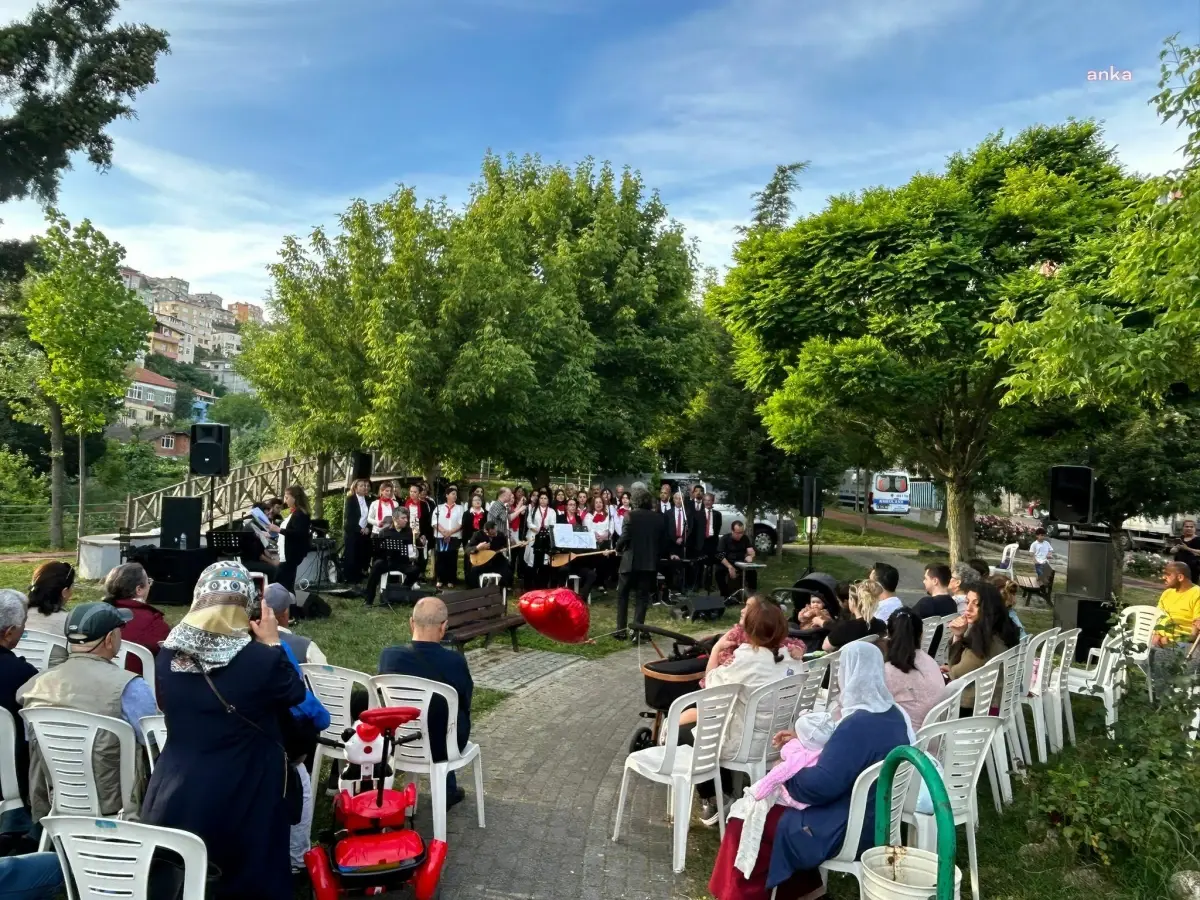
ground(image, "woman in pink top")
xmin=882 ymin=607 xmax=946 ymax=729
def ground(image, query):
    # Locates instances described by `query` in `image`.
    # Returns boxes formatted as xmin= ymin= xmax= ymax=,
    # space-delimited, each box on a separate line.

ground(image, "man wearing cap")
xmin=263 ymin=583 xmax=327 ymax=665
xmin=19 ymin=603 xmax=156 ymax=824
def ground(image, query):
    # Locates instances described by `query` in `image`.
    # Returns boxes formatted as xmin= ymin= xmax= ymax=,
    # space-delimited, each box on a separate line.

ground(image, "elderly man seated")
xmin=378 ymin=597 xmax=473 ymax=808
xmin=18 ymin=603 xmax=155 ymax=825
xmin=0 ymin=590 xmax=38 ymax=848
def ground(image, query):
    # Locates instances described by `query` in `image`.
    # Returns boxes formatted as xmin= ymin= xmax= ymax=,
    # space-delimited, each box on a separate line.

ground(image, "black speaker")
xmin=1050 ymin=465 xmax=1093 ymax=524
xmin=1053 ymin=592 xmax=1117 ymax=662
xmin=1066 ymin=539 xmax=1114 ymax=600
xmin=680 ymin=592 xmax=727 ymax=622
xmin=190 ymin=423 xmax=231 ymax=477
xmin=160 ymin=497 xmax=203 ymax=551
xmin=801 ymin=476 xmax=823 ymax=518
xmin=350 ymin=451 xmax=373 ymax=480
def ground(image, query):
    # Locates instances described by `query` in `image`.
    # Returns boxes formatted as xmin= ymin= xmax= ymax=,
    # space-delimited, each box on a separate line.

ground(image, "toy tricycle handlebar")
xmin=359 ymin=705 xmax=422 ymax=730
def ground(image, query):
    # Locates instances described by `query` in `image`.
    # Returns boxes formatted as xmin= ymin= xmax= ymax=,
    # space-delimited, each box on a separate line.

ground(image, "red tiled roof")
xmin=129 ymin=368 xmax=178 ymax=389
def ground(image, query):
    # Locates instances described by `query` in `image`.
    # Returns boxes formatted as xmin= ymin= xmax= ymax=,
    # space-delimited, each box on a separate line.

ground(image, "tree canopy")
xmin=206 ymin=393 xmax=269 ymax=432
xmin=0 ymin=0 xmax=170 ymax=203
xmin=713 ymin=121 xmax=1136 ymax=562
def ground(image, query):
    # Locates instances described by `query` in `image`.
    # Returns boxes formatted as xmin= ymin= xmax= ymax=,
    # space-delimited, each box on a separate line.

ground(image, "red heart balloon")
xmin=517 ymin=588 xmax=590 ymax=644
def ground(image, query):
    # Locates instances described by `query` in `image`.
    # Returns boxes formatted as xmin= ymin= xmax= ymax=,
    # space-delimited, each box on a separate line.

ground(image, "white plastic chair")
xmin=612 ymin=683 xmax=740 ymax=873
xmin=906 ymin=716 xmax=1003 ymax=900
xmin=790 ymin=657 xmax=830 ymax=719
xmin=1097 ymin=605 xmax=1163 ymax=701
xmin=16 ymin=628 xmax=68 ymax=672
xmin=301 ymin=663 xmax=378 ymax=785
xmin=723 ymin=673 xmax=807 ymax=787
xmin=988 ymin=641 xmax=1027 ymax=806
xmin=1043 ymin=628 xmax=1080 ymax=754
xmin=819 ymin=647 xmax=843 ymax=714
xmin=43 ymin=815 xmax=209 ymax=900
xmin=116 ymin=643 xmax=157 ymax=701
xmin=22 ymin=707 xmax=138 ymax=850
xmin=140 ymin=714 xmax=168 ymax=773
xmin=0 ymin=707 xmax=22 ymax=817
xmin=930 ymin=614 xmax=959 ymax=667
xmin=989 ymin=542 xmax=1019 ymax=576
xmin=1067 ymin=628 xmax=1124 ymax=735
xmin=1016 ymin=628 xmax=1060 ymax=766
xmin=371 ymin=674 xmax=485 ymax=843
xmin=945 ymin=654 xmax=1005 ymax=813
xmin=819 ymin=757 xmax=916 ymax=894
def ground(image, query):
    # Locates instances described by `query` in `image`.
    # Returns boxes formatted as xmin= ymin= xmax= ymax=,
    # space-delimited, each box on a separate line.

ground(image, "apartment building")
xmin=213 ymin=330 xmax=242 ymax=357
xmin=228 ymin=301 xmax=264 ymax=325
xmin=121 ymin=368 xmax=178 ymax=427
xmin=154 ymin=314 xmax=196 ymax=363
xmin=199 ymin=358 xmax=253 ymax=394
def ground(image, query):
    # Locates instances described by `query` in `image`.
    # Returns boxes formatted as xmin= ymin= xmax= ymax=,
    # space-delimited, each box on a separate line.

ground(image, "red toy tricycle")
xmin=305 ymin=706 xmax=447 ymax=900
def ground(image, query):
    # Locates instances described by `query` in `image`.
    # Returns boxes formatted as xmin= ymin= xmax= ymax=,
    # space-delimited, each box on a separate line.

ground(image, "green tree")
xmin=715 ymin=122 xmax=1134 ymax=563
xmin=0 ymin=447 xmax=49 ymax=505
xmin=988 ymin=38 xmax=1200 ymax=405
xmin=141 ymin=353 xmax=220 ymax=395
xmin=207 ymin=393 xmax=269 ymax=432
xmin=90 ymin=436 xmax=184 ymax=499
xmin=747 ymin=161 xmax=810 ymax=231
xmin=1 ymin=212 xmax=152 ymax=546
xmin=0 ymin=0 xmax=170 ymax=203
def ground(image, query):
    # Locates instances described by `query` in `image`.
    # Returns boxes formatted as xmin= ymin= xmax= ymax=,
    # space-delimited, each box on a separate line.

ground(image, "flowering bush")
xmin=974 ymin=515 xmax=1038 ymax=548
xmin=1123 ymin=550 xmax=1168 ymax=579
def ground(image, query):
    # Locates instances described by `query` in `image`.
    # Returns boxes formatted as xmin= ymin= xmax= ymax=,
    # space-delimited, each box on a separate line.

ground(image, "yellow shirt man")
xmin=1156 ymin=581 xmax=1200 ymax=643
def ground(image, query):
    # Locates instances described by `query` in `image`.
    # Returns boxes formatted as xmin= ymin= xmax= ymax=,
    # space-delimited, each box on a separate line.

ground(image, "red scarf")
xmin=470 ymin=510 xmax=484 ymax=530
xmin=555 ymin=502 xmax=566 ymax=513
xmin=591 ymin=511 xmax=607 ymax=523
xmin=617 ymin=507 xmax=628 ymax=518
xmin=374 ymin=498 xmax=396 ymax=525
xmin=566 ymin=512 xmax=578 ymax=526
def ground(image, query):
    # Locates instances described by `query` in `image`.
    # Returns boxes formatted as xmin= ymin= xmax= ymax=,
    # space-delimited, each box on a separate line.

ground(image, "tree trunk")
xmin=1108 ymin=520 xmax=1125 ymax=598
xmin=313 ymin=452 xmax=330 ymax=520
xmin=859 ymin=467 xmax=868 ymax=535
xmin=936 ymin=484 xmax=948 ymax=532
xmin=76 ymin=427 xmax=87 ymax=543
xmin=47 ymin=399 xmax=66 ymax=549
xmin=944 ymin=480 xmax=976 ymax=565
xmin=776 ymin=506 xmax=787 ymax=558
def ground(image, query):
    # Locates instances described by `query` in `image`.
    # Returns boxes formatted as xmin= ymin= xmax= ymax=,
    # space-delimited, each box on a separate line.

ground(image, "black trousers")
xmin=434 ymin=540 xmax=460 ymax=585
xmin=241 ymin=557 xmax=279 ymax=584
xmin=617 ymin=571 xmax=656 ymax=632
xmin=342 ymin=530 xmax=370 ymax=582
xmin=276 ymin=559 xmax=299 ymax=591
xmin=716 ymin=566 xmax=757 ymax=599
xmin=554 ymin=561 xmax=598 ymax=602
xmin=473 ymin=556 xmax=513 ymax=588
xmin=365 ymin=559 xmax=420 ymax=605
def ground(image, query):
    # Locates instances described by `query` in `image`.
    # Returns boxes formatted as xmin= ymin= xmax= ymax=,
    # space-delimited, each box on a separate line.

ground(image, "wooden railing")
xmin=124 ymin=452 xmax=407 ymax=532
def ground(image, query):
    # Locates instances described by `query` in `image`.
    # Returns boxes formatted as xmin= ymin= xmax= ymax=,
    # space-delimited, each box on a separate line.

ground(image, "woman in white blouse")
xmin=367 ymin=481 xmax=399 ymax=535
xmin=524 ymin=491 xmax=556 ymax=588
xmin=434 ymin=486 xmax=464 ymax=589
xmin=586 ymin=495 xmax=614 ymax=589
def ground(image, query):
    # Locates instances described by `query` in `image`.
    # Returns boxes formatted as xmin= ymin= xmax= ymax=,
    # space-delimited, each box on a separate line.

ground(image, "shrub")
xmin=974 ymin=514 xmax=1038 ymax=548
xmin=1032 ymin=647 xmax=1200 ymax=887
xmin=1123 ymin=550 xmax=1168 ymax=579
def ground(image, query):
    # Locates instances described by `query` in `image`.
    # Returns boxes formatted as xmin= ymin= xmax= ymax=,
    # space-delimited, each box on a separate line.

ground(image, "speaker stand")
xmin=207 ymin=478 xmax=215 ymax=534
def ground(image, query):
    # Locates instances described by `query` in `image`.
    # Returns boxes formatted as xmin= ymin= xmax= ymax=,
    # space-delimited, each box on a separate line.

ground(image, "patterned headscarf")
xmin=161 ymin=561 xmax=257 ymax=673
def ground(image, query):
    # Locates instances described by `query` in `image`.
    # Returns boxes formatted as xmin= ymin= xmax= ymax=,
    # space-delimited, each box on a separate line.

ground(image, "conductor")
xmin=615 ymin=486 xmax=661 ymax=639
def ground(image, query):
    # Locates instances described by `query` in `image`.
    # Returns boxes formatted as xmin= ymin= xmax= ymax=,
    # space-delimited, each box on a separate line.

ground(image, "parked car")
xmin=1040 ymin=510 xmax=1199 ymax=551
xmin=658 ymin=472 xmax=798 ymax=555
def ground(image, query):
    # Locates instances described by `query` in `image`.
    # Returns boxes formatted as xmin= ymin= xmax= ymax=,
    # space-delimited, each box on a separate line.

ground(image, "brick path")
xmin=437 ymin=645 xmax=706 ymax=900
xmin=823 ymin=508 xmax=949 ymax=548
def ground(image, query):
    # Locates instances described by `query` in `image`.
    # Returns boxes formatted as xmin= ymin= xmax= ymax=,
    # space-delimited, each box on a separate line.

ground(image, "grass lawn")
xmin=811 ymin=518 xmax=940 ymax=551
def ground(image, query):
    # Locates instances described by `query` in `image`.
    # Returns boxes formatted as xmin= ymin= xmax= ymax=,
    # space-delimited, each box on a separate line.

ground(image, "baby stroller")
xmin=627 ymin=623 xmax=714 ymax=754
xmin=305 ymin=706 xmax=447 ymax=900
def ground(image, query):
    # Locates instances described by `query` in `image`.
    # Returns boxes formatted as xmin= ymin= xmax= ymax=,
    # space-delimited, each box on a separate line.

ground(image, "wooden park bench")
xmin=442 ymin=585 xmax=525 ymax=652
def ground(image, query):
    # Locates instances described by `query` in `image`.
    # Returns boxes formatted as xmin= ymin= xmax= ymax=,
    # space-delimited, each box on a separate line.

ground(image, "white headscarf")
xmin=837 ymin=641 xmax=917 ymax=742
xmin=794 ymin=711 xmax=836 ymax=751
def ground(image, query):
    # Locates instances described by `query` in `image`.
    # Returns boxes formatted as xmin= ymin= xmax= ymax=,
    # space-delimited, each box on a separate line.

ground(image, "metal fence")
xmin=909 ymin=481 xmax=942 ymax=510
xmin=0 ymin=503 xmax=125 ymax=549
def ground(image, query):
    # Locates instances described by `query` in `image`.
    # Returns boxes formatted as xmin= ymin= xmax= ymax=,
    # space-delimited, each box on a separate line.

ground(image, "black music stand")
xmin=374 ymin=535 xmax=417 ymax=612
xmin=207 ymin=529 xmax=243 ymax=561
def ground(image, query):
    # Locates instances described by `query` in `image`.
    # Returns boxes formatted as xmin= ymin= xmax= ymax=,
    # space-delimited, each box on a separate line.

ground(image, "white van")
xmin=838 ymin=470 xmax=912 ymax=516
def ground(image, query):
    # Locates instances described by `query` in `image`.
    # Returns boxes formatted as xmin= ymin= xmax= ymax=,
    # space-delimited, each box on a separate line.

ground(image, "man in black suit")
xmin=657 ymin=483 xmax=672 ymax=515
xmin=661 ymin=492 xmax=691 ymax=594
xmin=615 ymin=488 xmax=662 ymax=638
xmin=378 ymin=597 xmax=473 ymax=807
xmin=694 ymin=493 xmax=723 ymax=592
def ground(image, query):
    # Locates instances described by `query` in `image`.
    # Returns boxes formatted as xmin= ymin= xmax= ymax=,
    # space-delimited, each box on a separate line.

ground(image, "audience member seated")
xmin=912 ymin=563 xmax=957 ymax=619
xmin=989 ymin=574 xmax=1026 ymax=639
xmin=19 ymin=603 xmax=154 ymax=826
xmin=1150 ymin=561 xmax=1200 ymax=687
xmin=0 ymin=851 xmax=64 ymax=900
xmin=104 ymin=563 xmax=170 ymax=677
xmin=378 ymin=597 xmax=473 ymax=808
xmin=682 ymin=597 xmax=804 ymax=825
xmin=823 ymin=581 xmax=886 ymax=651
xmin=364 ymin=509 xmax=422 ymax=607
xmin=708 ymin=642 xmax=914 ymax=900
xmin=883 ymin=608 xmax=946 ymax=729
xmin=869 ymin=562 xmax=903 ymax=622
xmin=0 ymin=591 xmax=37 ymax=846
xmin=263 ymin=584 xmax=326 ymax=664
xmin=142 ymin=562 xmax=306 ymax=900
xmin=24 ymin=562 xmax=72 ymax=667
xmin=948 ymin=561 xmax=979 ymax=614
xmin=944 ymin=581 xmax=1021 ymax=714
xmin=716 ymin=521 xmax=757 ymax=599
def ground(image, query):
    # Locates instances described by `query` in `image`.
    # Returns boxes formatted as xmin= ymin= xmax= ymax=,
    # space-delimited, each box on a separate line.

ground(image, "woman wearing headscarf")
xmin=142 ymin=562 xmax=307 ymax=900
xmin=708 ymin=642 xmax=913 ymax=900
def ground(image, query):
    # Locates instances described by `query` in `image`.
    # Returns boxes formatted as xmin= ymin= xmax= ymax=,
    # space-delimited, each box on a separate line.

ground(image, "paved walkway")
xmin=824 ymin=508 xmax=948 ymax=548
xmin=433 ymin=645 xmax=706 ymax=900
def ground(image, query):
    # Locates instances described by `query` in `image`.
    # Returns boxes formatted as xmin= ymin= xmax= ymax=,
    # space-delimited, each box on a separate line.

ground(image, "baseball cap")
xmin=65 ymin=602 xmax=133 ymax=644
xmin=263 ymin=583 xmax=295 ymax=615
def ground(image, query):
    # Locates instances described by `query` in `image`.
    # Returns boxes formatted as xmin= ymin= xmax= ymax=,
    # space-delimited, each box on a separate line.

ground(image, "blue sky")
xmin=0 ymin=0 xmax=1194 ymax=304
